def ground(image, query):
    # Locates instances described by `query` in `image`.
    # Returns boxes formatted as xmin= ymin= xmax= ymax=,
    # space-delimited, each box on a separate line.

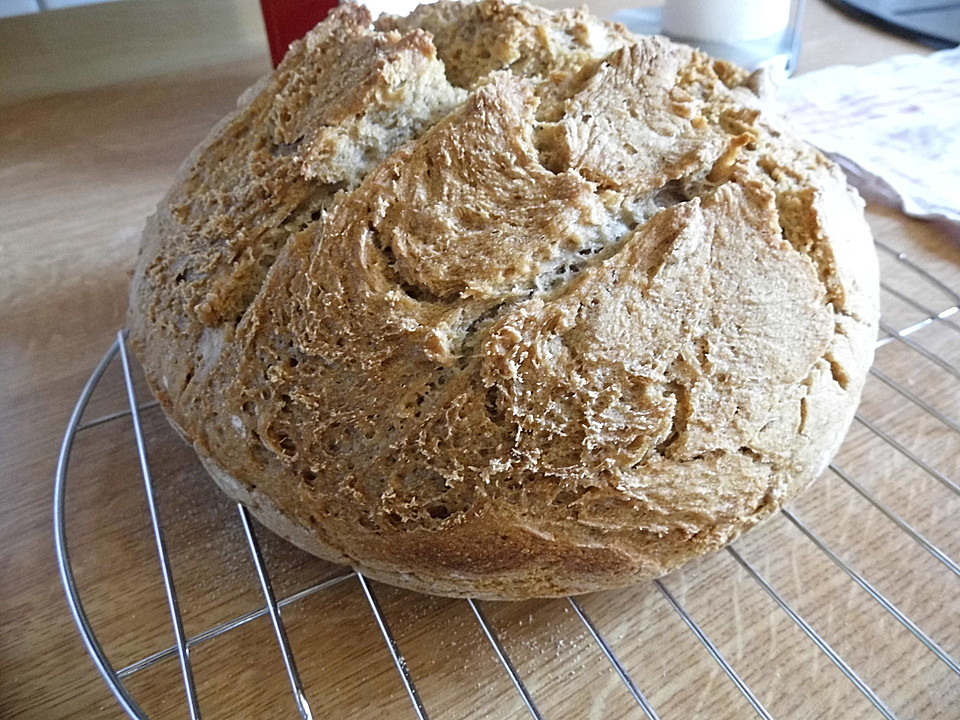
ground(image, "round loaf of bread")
xmin=129 ymin=0 xmax=879 ymax=599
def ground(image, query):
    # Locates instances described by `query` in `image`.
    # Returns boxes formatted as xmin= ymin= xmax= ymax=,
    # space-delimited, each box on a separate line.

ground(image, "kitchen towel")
xmin=776 ymin=46 xmax=960 ymax=224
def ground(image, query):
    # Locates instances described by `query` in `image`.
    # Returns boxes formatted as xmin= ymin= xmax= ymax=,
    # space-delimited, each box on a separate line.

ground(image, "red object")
xmin=260 ymin=0 xmax=340 ymax=67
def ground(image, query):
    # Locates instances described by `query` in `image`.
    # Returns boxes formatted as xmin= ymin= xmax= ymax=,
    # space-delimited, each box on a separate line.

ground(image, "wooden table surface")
xmin=2 ymin=2 xmax=958 ymax=719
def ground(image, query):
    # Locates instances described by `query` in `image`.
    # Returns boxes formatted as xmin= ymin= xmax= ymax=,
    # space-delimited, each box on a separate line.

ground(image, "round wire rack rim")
xmin=54 ymin=335 xmax=148 ymax=720
xmin=55 ymin=270 xmax=960 ymax=720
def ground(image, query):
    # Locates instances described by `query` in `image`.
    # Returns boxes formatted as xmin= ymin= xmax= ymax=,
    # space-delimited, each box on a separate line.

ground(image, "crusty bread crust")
xmin=128 ymin=1 xmax=879 ymax=599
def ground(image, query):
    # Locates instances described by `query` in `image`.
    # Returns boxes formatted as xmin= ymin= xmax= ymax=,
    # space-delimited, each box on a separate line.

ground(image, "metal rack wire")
xmin=55 ymin=239 xmax=960 ymax=720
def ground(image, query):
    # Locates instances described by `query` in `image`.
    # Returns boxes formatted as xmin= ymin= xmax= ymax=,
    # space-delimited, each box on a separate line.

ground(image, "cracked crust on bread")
xmin=128 ymin=0 xmax=879 ymax=599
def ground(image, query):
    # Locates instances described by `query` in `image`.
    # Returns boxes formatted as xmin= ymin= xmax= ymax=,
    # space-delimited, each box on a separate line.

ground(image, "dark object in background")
xmin=260 ymin=0 xmax=339 ymax=66
xmin=825 ymin=0 xmax=960 ymax=48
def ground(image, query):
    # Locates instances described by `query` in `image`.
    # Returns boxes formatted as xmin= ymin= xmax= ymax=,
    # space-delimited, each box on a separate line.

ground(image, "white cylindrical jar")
xmin=360 ymin=0 xmax=423 ymax=18
xmin=663 ymin=0 xmax=791 ymax=43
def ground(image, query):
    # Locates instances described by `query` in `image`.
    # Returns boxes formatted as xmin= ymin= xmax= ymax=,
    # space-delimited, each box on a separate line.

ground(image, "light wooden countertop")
xmin=2 ymin=2 xmax=958 ymax=719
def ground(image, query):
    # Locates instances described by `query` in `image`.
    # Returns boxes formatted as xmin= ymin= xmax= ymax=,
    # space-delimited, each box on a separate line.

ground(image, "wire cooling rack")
xmin=55 ymin=238 xmax=960 ymax=720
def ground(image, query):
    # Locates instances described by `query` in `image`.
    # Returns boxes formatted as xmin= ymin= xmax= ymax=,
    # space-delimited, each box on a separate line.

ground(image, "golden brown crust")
xmin=128 ymin=1 xmax=879 ymax=599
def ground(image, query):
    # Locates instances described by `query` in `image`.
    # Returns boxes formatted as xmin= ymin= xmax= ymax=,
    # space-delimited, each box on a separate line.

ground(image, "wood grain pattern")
xmin=0 ymin=0 xmax=269 ymax=105
xmin=1 ymin=3 xmax=958 ymax=719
